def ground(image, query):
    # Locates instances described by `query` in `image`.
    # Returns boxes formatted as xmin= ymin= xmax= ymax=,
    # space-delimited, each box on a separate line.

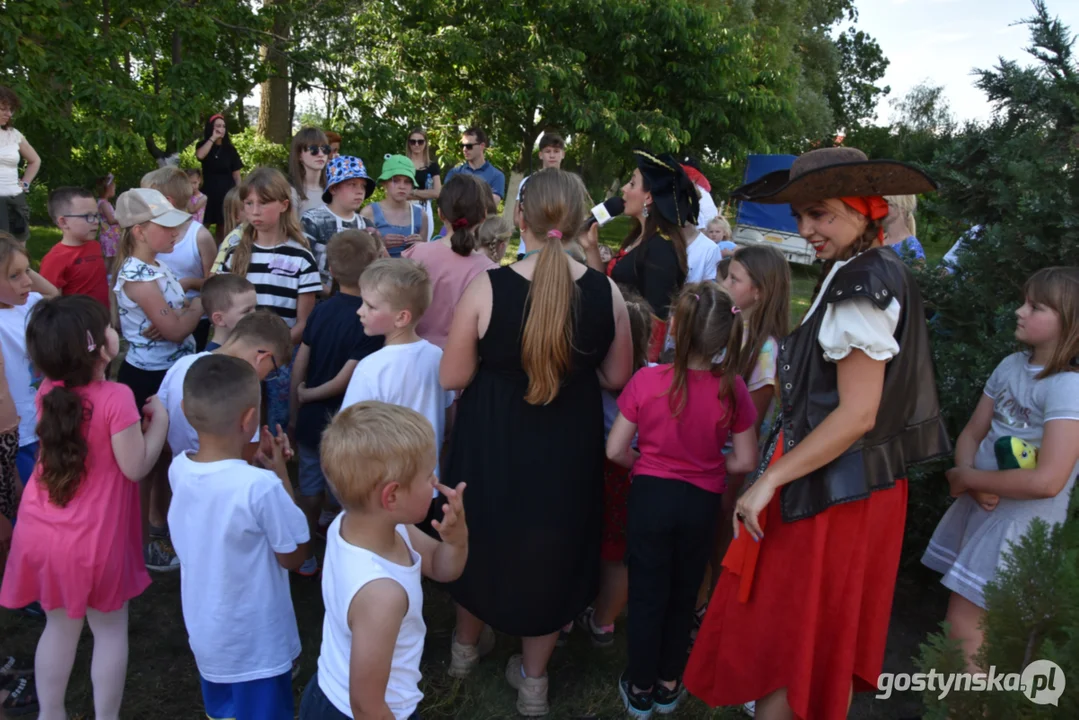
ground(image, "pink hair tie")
xmin=732 ymin=306 xmax=742 ymax=315
xmin=546 ymin=229 xmax=563 ymax=240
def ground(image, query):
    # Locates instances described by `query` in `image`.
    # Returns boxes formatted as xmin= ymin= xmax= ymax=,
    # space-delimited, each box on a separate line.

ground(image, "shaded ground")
xmin=0 ymin=546 xmax=948 ymax=719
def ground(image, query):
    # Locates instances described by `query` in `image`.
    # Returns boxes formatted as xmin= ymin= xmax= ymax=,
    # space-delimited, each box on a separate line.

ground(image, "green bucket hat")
xmin=378 ymin=154 xmax=417 ymax=186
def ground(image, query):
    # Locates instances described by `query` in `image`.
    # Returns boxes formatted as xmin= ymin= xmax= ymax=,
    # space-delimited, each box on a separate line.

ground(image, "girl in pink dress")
xmin=0 ymin=295 xmax=170 ymax=720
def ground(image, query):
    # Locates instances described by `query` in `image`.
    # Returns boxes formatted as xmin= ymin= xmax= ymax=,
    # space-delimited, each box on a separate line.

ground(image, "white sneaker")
xmin=448 ymin=625 xmax=495 ymax=678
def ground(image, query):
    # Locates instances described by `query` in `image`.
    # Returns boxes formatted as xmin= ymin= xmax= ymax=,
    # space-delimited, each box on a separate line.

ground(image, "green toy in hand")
xmin=994 ymin=436 xmax=1038 ymax=470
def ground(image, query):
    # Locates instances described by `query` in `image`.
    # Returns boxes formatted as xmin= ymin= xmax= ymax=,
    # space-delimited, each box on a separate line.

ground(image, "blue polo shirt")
xmin=445 ymin=160 xmax=506 ymax=199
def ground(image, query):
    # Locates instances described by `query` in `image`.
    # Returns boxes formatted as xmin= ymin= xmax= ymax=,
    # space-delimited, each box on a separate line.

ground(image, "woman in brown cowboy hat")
xmin=682 ymin=147 xmax=951 ymax=720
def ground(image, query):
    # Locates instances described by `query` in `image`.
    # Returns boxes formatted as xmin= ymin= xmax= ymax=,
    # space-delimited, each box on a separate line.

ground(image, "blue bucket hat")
xmin=322 ymin=155 xmax=375 ymax=203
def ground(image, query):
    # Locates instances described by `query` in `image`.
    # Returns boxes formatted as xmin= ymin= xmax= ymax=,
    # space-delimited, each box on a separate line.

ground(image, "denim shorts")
xmin=299 ymin=672 xmax=419 ymax=720
xmin=298 ymin=444 xmax=328 ymax=498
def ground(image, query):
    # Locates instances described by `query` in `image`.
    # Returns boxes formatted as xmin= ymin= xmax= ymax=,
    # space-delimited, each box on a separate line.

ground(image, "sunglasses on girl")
xmin=408 ymin=138 xmax=426 ymax=146
xmin=304 ymin=145 xmax=333 ymax=156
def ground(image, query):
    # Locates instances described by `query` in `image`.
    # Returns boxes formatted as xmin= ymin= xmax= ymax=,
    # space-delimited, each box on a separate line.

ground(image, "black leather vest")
xmin=751 ymin=248 xmax=952 ymax=522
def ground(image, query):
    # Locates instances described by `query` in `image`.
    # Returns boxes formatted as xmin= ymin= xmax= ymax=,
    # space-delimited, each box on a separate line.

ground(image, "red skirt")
xmin=684 ymin=437 xmax=908 ymax=720
xmin=600 ymin=459 xmax=631 ymax=562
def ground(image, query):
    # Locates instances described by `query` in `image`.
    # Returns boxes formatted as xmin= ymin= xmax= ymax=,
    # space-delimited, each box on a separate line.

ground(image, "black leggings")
xmin=116 ymin=361 xmax=168 ymax=410
xmin=626 ymin=475 xmax=722 ymax=689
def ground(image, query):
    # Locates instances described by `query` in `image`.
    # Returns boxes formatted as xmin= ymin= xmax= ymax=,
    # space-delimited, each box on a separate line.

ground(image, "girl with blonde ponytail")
xmin=439 ymin=168 xmax=632 ymax=715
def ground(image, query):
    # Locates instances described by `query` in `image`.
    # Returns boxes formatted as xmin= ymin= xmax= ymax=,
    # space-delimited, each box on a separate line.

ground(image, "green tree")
xmin=344 ymin=0 xmax=792 ymax=195
xmin=0 ymin=0 xmax=268 ymax=193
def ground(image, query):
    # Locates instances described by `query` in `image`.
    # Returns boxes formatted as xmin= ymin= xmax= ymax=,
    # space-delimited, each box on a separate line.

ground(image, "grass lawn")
xmin=0 ymin=224 xmax=939 ymax=719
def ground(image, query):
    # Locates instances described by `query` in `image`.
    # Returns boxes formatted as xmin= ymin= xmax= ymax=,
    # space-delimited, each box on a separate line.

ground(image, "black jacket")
xmin=752 ymin=248 xmax=951 ymax=522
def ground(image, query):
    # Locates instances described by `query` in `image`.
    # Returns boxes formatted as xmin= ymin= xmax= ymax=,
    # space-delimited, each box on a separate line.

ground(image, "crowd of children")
xmin=0 ymin=132 xmax=1075 ymax=720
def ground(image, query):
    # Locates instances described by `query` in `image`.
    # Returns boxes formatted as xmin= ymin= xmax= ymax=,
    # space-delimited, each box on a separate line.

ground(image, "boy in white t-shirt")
xmin=168 ymin=354 xmax=310 ymax=720
xmin=299 ymin=401 xmax=468 ymax=720
xmin=157 ymin=310 xmax=291 ymax=459
xmin=341 ymin=259 xmax=454 ymax=485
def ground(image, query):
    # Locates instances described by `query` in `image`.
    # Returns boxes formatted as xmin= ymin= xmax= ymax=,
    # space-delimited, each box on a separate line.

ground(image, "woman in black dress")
xmin=441 ymin=169 xmax=633 ymax=716
xmin=585 ymin=150 xmax=698 ymax=358
xmin=195 ymin=114 xmax=243 ymax=242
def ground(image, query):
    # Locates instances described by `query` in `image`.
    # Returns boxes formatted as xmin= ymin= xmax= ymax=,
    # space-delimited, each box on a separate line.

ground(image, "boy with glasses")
xmin=444 ymin=127 xmax=505 ymax=203
xmin=40 ymin=187 xmax=110 ymax=307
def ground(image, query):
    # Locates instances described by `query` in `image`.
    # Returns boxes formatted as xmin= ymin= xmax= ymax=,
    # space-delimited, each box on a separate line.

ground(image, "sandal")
xmin=1 ymin=674 xmax=39 ymax=716
xmin=0 ymin=655 xmax=32 ymax=680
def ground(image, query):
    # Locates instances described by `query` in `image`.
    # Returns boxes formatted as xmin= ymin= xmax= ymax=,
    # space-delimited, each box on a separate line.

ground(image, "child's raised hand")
xmin=431 ymin=482 xmax=467 ymax=548
xmin=142 ymin=395 xmax=166 ymax=431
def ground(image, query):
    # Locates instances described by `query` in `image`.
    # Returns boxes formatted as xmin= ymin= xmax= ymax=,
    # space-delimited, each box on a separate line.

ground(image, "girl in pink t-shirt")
xmin=606 ymin=281 xmax=758 ymax=716
xmin=0 ymin=295 xmax=169 ymax=718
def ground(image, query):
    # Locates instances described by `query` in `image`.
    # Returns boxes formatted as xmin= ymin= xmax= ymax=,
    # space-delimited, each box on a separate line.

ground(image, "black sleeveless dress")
xmin=445 ymin=265 xmax=615 ymax=636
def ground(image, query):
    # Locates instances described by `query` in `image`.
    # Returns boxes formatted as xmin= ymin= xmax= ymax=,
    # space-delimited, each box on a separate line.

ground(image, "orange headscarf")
xmin=839 ymin=196 xmax=889 ymax=241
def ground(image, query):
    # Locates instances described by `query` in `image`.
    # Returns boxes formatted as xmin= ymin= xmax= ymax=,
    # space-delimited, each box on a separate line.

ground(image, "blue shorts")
xmin=298 ymin=444 xmax=327 ymax=497
xmin=201 ymin=670 xmax=294 ymax=720
xmin=15 ymin=442 xmax=38 ymax=489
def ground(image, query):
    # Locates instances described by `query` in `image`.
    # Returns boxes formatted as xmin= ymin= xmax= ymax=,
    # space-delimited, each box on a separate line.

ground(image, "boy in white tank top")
xmin=299 ymin=401 xmax=469 ymax=720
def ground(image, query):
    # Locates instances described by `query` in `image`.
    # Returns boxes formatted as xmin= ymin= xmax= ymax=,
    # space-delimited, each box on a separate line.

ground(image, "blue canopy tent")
xmin=735 ymin=155 xmax=798 ymax=233
xmin=733 ymin=154 xmax=815 ymax=265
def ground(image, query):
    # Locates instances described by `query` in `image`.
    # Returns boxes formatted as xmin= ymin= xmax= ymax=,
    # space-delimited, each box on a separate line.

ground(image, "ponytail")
xmin=26 ymin=296 xmax=111 ymax=507
xmin=518 ymin=169 xmax=587 ymax=405
xmin=667 ymin=282 xmax=743 ymax=419
xmin=439 ymin=175 xmax=487 ymax=257
xmin=37 ymin=386 xmax=90 ymax=507
xmin=450 ymin=222 xmax=479 ymax=257
xmin=522 ymin=238 xmax=576 ymax=404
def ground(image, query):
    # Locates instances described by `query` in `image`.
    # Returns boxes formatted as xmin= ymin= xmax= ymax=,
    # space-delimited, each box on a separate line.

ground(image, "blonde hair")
xmin=142 ymin=167 xmax=193 ymax=211
xmin=221 ymin=186 xmax=243 ymax=237
xmin=478 ymin=216 xmax=513 ymax=263
xmin=228 ymin=168 xmax=310 ymax=278
xmin=0 ymin=232 xmax=29 ymax=275
xmin=289 ymin=127 xmax=328 ymax=201
xmin=518 ymin=168 xmax=587 ymax=405
xmin=1023 ymin=267 xmax=1079 ymax=378
xmin=885 ymin=195 xmax=917 ymax=237
xmin=360 ymin=258 xmax=432 ymax=319
xmin=706 ymin=216 xmax=732 ymax=239
xmin=321 ymin=401 xmax=436 ymax=509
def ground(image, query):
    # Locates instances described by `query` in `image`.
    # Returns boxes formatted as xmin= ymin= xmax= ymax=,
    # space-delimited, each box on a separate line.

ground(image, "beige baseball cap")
xmin=115 ymin=188 xmax=191 ymax=228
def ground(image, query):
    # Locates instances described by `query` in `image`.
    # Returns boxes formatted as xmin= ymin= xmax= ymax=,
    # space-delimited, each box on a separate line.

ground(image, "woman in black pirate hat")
xmin=588 ymin=150 xmax=698 ymax=358
xmin=681 ymin=147 xmax=951 ymax=720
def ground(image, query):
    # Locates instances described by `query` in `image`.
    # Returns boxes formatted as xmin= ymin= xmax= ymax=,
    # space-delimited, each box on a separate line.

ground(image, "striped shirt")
xmin=222 ymin=239 xmax=320 ymax=326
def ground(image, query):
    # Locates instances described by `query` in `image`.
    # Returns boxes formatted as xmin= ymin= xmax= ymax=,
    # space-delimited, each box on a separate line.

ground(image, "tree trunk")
xmin=256 ymin=0 xmax=292 ymax=144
